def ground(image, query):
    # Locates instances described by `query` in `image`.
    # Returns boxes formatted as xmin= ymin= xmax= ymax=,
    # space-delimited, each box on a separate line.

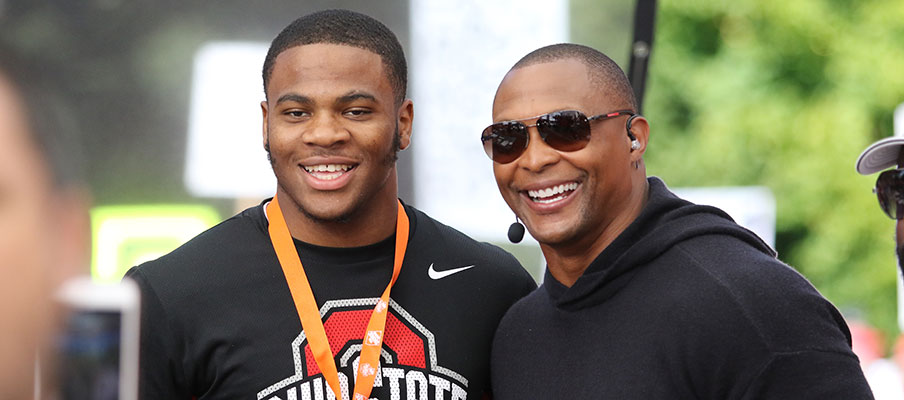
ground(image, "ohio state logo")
xmin=257 ymin=298 xmax=468 ymax=400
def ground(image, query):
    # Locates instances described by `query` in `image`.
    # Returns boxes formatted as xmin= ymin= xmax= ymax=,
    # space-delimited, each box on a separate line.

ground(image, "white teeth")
xmin=303 ymin=164 xmax=353 ymax=180
xmin=534 ymin=195 xmax=566 ymax=204
xmin=304 ymin=164 xmax=352 ymax=173
xmin=527 ymin=182 xmax=578 ymax=202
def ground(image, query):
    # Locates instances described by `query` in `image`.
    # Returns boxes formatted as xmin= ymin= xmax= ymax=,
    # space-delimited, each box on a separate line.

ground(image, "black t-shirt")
xmin=126 ymin=201 xmax=536 ymax=399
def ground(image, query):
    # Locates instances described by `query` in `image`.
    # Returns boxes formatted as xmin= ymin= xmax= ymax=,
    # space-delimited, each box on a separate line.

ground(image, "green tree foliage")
xmin=574 ymin=0 xmax=904 ymax=346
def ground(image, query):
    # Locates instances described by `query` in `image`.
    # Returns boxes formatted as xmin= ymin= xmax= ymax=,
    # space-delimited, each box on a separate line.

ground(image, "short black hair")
xmin=262 ymin=9 xmax=408 ymax=104
xmin=512 ymin=43 xmax=637 ymax=111
xmin=0 ymin=44 xmax=84 ymax=188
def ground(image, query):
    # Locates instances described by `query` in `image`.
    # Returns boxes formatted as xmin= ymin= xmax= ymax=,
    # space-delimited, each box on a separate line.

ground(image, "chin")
xmin=525 ymin=223 xmax=577 ymax=246
xmin=519 ymin=208 xmax=582 ymax=241
xmin=300 ymin=205 xmax=355 ymax=224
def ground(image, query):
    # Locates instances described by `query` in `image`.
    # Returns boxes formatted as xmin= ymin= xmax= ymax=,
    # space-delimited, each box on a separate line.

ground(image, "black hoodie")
xmin=491 ymin=177 xmax=873 ymax=399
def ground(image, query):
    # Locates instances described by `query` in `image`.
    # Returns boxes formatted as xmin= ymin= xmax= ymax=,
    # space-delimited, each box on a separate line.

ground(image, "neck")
xmin=542 ymin=175 xmax=649 ymax=287
xmin=274 ymin=177 xmax=400 ymax=248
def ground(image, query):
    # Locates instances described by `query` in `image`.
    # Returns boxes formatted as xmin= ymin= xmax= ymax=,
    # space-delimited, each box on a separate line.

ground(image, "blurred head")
xmin=488 ymin=44 xmax=648 ymax=258
xmin=259 ymin=10 xmax=412 ymax=244
xmin=0 ymin=47 xmax=89 ymax=398
xmin=855 ymin=137 xmax=904 ymax=276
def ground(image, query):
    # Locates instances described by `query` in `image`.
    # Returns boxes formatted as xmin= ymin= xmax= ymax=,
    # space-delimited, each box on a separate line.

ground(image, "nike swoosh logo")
xmin=427 ymin=263 xmax=475 ymax=280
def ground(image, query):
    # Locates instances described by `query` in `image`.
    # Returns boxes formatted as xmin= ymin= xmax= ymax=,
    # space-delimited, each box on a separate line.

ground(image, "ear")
xmin=260 ymin=100 xmax=270 ymax=151
xmin=627 ymin=115 xmax=649 ymax=160
xmin=396 ymin=99 xmax=413 ymax=150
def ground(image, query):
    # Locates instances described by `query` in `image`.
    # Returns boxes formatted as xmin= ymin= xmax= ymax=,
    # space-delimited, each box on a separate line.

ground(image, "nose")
xmin=517 ymin=127 xmax=559 ymax=172
xmin=302 ymin=114 xmax=351 ymax=148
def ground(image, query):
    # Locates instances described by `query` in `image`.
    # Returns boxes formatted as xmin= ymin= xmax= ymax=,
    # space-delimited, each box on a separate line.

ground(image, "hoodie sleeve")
xmin=739 ymin=350 xmax=874 ymax=399
xmin=668 ymin=236 xmax=876 ymax=400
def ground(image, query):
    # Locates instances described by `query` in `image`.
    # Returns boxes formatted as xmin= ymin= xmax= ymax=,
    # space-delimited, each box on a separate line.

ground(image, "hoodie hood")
xmin=545 ymin=177 xmax=776 ymax=310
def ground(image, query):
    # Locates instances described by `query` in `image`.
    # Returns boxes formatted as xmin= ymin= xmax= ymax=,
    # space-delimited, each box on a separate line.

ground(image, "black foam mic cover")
xmin=508 ymin=221 xmax=525 ymax=243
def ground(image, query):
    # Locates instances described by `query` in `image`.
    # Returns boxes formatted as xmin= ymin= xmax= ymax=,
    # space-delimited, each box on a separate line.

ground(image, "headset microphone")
xmin=508 ymin=217 xmax=525 ymax=243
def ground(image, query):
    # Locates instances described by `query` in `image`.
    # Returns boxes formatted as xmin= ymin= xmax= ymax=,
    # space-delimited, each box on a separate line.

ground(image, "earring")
xmin=507 ymin=217 xmax=525 ymax=243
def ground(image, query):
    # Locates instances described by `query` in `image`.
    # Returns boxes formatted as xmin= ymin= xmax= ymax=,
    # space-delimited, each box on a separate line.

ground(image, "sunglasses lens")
xmin=482 ymin=122 xmax=527 ymax=164
xmin=876 ymin=170 xmax=904 ymax=219
xmin=537 ymin=110 xmax=591 ymax=152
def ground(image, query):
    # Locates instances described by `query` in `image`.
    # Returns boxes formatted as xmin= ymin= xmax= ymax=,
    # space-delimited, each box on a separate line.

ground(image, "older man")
xmin=484 ymin=43 xmax=873 ymax=399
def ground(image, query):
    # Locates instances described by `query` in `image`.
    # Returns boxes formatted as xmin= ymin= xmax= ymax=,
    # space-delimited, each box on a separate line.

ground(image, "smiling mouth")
xmin=302 ymin=164 xmax=356 ymax=180
xmin=526 ymin=182 xmax=579 ymax=204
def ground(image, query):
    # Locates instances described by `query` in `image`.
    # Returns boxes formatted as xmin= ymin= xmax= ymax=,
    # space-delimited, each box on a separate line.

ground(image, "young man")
xmin=0 ymin=47 xmax=90 ymax=400
xmin=125 ymin=10 xmax=535 ymax=400
xmin=857 ymin=136 xmax=904 ymax=277
xmin=484 ymin=43 xmax=874 ymax=399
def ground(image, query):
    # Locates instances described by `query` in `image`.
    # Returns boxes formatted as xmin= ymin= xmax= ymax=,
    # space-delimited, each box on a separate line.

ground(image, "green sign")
xmin=91 ymin=205 xmax=221 ymax=283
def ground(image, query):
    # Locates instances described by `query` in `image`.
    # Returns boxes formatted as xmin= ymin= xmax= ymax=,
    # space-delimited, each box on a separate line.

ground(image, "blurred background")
xmin=2 ymin=0 xmax=902 ymax=381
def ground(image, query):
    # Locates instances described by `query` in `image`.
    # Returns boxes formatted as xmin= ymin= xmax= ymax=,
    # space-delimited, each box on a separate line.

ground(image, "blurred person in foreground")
xmin=483 ymin=43 xmax=874 ymax=399
xmin=125 ymin=9 xmax=535 ymax=400
xmin=0 ymin=47 xmax=90 ymax=399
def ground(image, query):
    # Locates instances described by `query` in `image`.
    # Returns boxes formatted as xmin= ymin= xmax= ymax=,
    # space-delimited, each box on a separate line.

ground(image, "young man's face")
xmin=490 ymin=59 xmax=642 ymax=249
xmin=261 ymin=43 xmax=412 ymax=227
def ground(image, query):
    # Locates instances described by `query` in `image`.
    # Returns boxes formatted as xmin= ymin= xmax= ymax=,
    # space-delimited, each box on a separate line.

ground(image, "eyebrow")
xmin=336 ymin=91 xmax=377 ymax=105
xmin=274 ymin=91 xmax=379 ymax=107
xmin=275 ymin=94 xmax=313 ymax=106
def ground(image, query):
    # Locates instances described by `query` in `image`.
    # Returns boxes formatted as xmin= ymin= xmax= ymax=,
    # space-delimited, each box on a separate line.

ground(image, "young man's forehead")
xmin=268 ymin=45 xmax=391 ymax=91
xmin=267 ymin=42 xmax=405 ymax=105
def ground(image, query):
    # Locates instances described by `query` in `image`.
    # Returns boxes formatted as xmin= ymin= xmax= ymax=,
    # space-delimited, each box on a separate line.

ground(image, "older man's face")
xmin=490 ymin=59 xmax=641 ymax=249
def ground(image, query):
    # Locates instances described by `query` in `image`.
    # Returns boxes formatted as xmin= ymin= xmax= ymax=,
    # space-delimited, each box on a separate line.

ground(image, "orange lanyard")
xmin=266 ymin=195 xmax=409 ymax=400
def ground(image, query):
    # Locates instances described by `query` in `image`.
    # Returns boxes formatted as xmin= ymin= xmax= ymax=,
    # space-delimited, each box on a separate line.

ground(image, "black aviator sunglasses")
xmin=875 ymin=168 xmax=904 ymax=220
xmin=480 ymin=109 xmax=635 ymax=164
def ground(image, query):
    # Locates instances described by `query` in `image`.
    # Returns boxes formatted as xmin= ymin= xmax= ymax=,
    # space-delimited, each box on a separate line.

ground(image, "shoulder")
xmin=124 ymin=205 xmax=271 ymax=296
xmin=653 ymin=234 xmax=853 ymax=354
xmin=629 ymin=234 xmax=865 ymax=395
xmin=668 ymin=233 xmax=822 ymax=309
